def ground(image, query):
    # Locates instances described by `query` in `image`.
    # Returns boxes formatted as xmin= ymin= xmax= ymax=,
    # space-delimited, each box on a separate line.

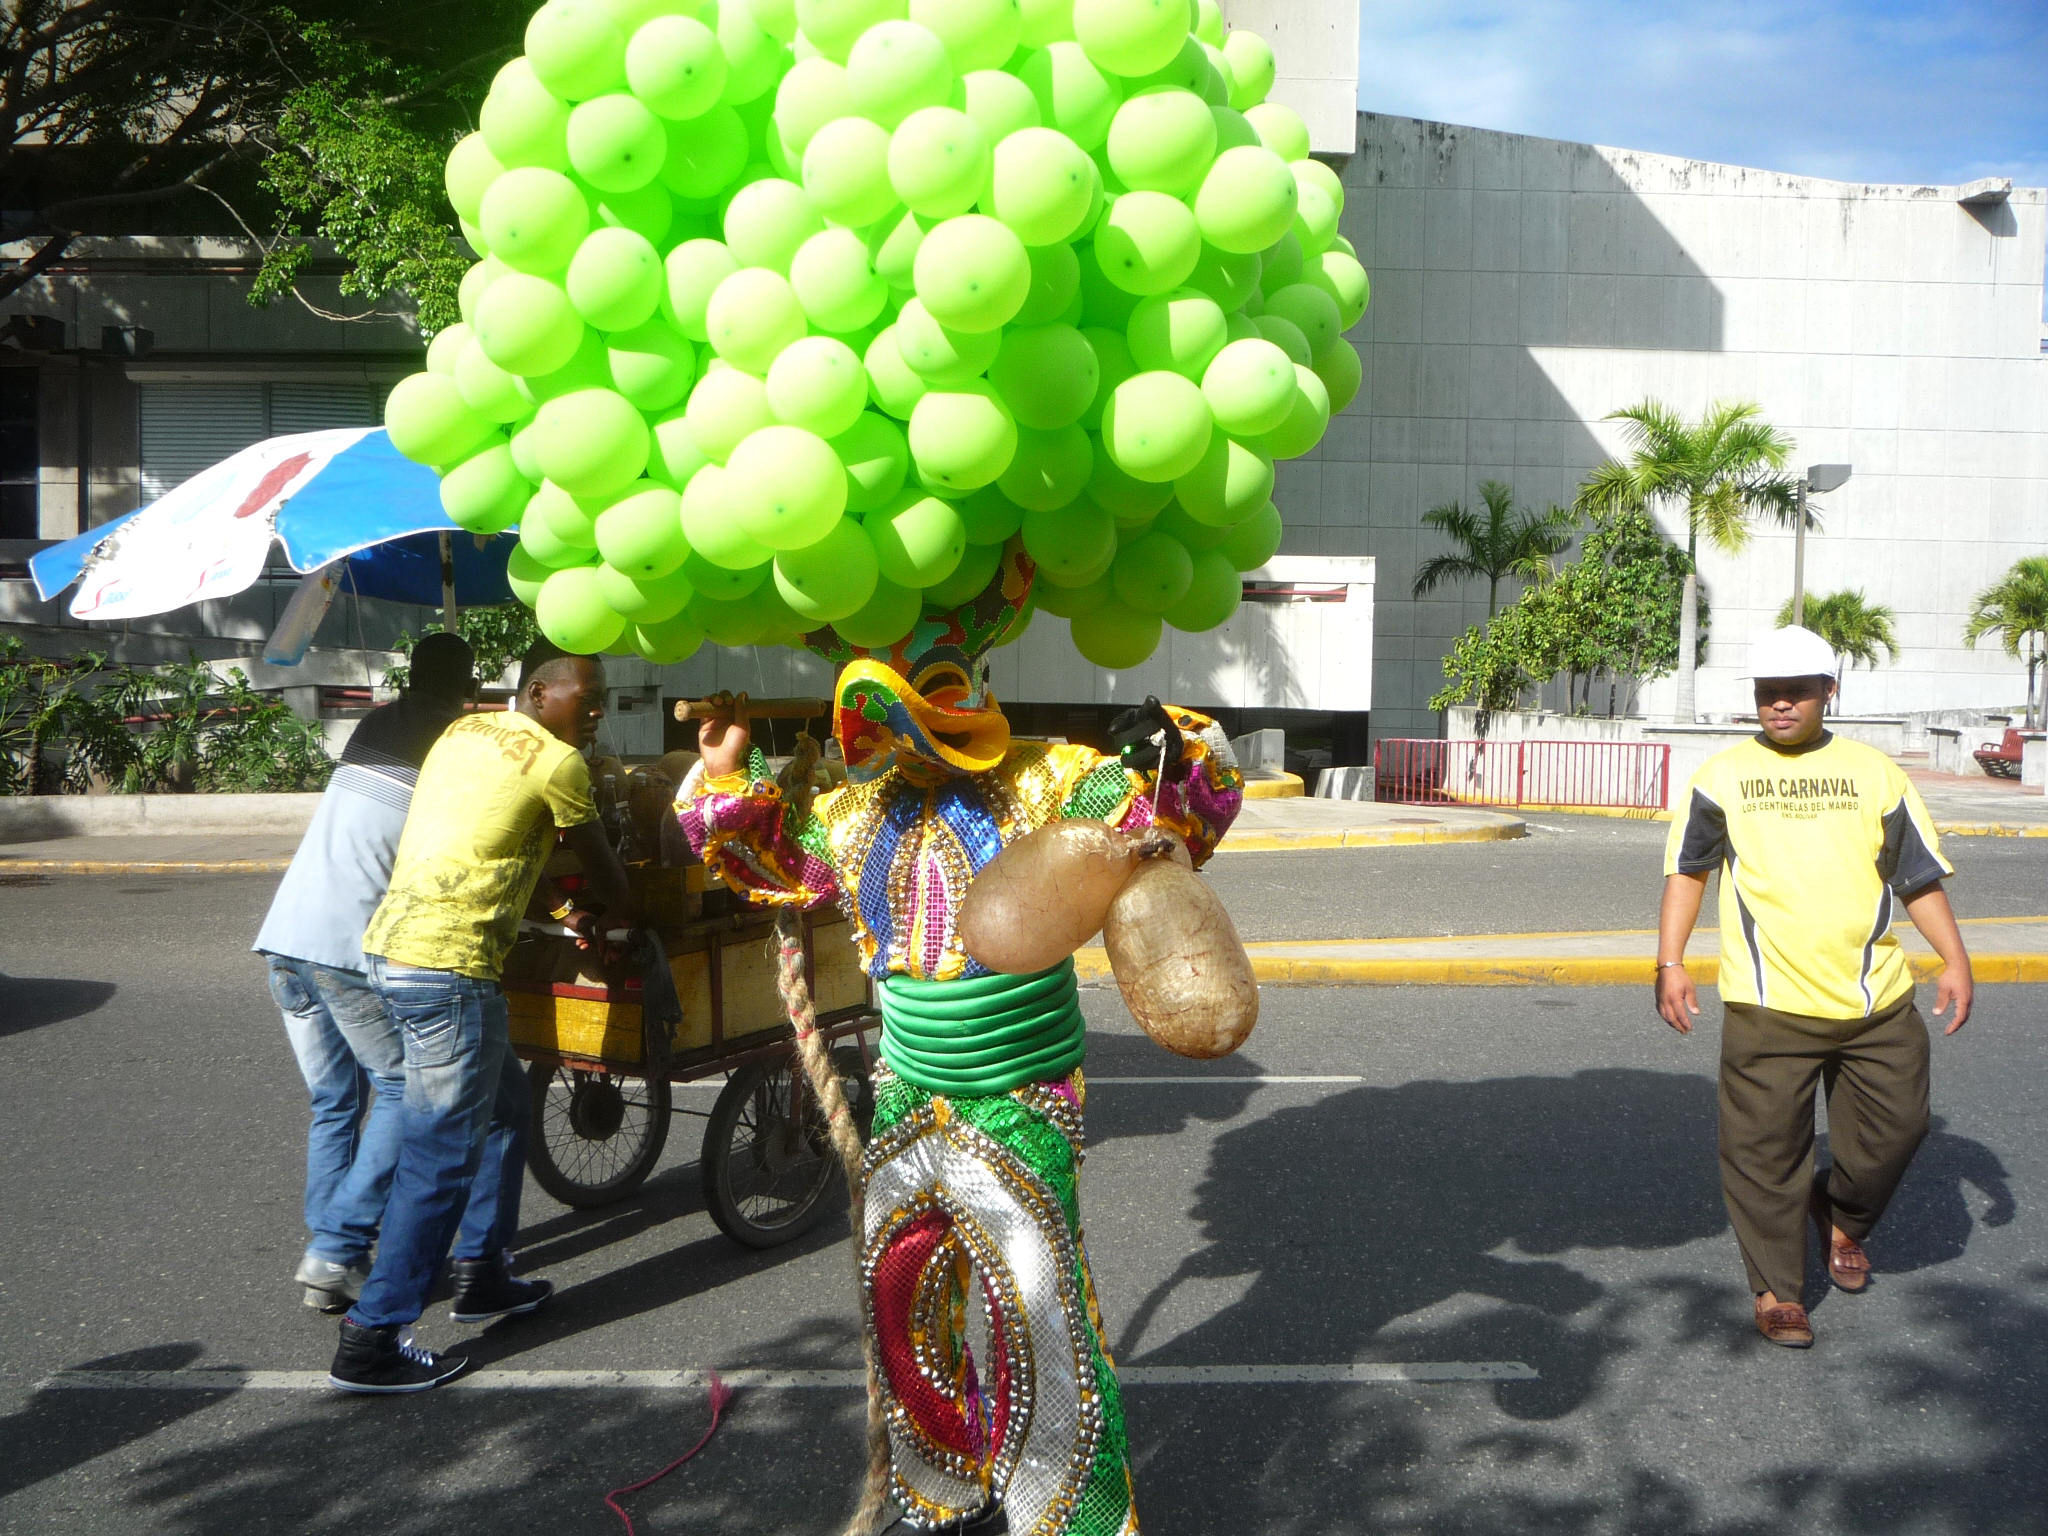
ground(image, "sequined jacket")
xmin=677 ymin=708 xmax=1244 ymax=982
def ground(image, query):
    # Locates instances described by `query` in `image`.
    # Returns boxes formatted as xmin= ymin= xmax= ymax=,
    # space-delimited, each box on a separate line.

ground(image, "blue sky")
xmin=1355 ymin=0 xmax=2048 ymax=190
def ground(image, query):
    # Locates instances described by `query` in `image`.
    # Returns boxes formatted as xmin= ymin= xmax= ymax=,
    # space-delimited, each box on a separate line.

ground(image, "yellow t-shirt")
xmin=362 ymin=709 xmax=598 ymax=980
xmin=1664 ymin=731 xmax=1952 ymax=1019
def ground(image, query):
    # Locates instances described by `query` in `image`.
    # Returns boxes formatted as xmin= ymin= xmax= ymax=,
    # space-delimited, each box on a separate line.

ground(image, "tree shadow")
xmin=1829 ymin=1115 xmax=2015 ymax=1278
xmin=0 ymin=974 xmax=117 ymax=1037
xmin=0 ymin=1343 xmax=213 ymax=1501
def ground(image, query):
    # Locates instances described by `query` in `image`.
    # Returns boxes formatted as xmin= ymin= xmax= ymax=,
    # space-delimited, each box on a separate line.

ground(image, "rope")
xmin=771 ymin=732 xmax=894 ymax=1536
xmin=601 ymin=1373 xmax=731 ymax=1536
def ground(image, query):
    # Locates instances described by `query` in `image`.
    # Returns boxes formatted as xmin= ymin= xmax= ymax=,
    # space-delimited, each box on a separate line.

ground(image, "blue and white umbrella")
xmin=29 ymin=426 xmax=513 ymax=623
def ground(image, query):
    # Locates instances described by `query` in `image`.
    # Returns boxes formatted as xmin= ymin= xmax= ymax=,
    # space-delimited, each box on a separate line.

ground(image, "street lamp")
xmin=1791 ymin=462 xmax=1851 ymax=628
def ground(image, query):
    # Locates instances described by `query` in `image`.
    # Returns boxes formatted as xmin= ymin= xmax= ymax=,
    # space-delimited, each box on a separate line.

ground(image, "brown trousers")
xmin=1718 ymin=992 xmax=1931 ymax=1299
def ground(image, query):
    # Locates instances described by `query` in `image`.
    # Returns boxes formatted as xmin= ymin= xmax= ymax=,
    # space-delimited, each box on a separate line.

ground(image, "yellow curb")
xmin=1218 ymin=821 xmax=1526 ymax=852
xmin=1934 ymin=823 xmax=2048 ymax=838
xmin=0 ymin=859 xmax=291 ymax=875
xmin=1241 ymin=773 xmax=1306 ymax=799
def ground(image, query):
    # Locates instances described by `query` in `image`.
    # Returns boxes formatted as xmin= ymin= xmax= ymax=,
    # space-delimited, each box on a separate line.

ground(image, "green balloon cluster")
xmin=393 ymin=0 xmax=1368 ymax=669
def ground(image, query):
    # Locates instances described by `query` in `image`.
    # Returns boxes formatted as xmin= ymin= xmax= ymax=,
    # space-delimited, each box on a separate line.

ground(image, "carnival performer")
xmin=677 ymin=549 xmax=1242 ymax=1535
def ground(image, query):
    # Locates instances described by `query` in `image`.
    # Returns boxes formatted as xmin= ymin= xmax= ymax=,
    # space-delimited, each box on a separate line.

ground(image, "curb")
xmin=1934 ymin=823 xmax=2048 ymax=838
xmin=0 ymin=859 xmax=292 ymax=875
xmin=1241 ymin=773 xmax=1306 ymax=800
xmin=1074 ymin=948 xmax=2048 ymax=987
xmin=1218 ymin=821 xmax=1526 ymax=852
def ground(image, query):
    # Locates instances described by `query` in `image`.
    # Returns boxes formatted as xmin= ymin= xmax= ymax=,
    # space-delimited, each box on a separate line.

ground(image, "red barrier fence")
xmin=1374 ymin=739 xmax=1672 ymax=811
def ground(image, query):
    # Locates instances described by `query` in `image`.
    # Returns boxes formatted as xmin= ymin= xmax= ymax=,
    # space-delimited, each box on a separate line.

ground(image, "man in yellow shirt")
xmin=330 ymin=642 xmax=637 ymax=1393
xmin=1657 ymin=626 xmax=1973 ymax=1349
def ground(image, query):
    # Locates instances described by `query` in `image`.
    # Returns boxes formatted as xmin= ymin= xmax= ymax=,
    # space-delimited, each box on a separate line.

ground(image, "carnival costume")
xmin=678 ymin=552 xmax=1242 ymax=1535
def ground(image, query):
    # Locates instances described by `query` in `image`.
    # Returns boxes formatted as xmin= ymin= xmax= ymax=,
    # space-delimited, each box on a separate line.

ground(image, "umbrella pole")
xmin=438 ymin=531 xmax=458 ymax=633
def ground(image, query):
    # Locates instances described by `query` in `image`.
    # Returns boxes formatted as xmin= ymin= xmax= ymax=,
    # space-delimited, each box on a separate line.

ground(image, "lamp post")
xmin=1791 ymin=462 xmax=1851 ymax=628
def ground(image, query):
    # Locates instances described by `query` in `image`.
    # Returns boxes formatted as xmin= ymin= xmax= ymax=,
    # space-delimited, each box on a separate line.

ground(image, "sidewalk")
xmin=1903 ymin=768 xmax=2048 ymax=836
xmin=1075 ymin=916 xmax=2048 ymax=987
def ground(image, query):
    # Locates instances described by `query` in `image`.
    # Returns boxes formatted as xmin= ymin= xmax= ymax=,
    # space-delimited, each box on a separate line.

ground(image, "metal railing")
xmin=1374 ymin=738 xmax=1672 ymax=811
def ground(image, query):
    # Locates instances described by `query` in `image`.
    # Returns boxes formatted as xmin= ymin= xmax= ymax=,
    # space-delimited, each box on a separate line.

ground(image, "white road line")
xmin=44 ymin=1361 xmax=1533 ymax=1392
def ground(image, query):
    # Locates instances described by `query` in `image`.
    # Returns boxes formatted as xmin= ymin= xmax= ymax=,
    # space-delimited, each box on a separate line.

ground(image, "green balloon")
xmin=537 ymin=563 xmax=629 ymax=653
xmin=446 ymin=134 xmax=506 ymax=226
xmin=895 ymin=297 xmax=1001 ymax=384
xmin=565 ymin=225 xmax=664 ymax=331
xmin=998 ymin=423 xmax=1092 ymax=510
xmin=1200 ymin=336 xmax=1296 ymax=436
xmin=455 ymin=336 xmax=534 ymax=422
xmin=799 ymin=114 xmax=897 ymax=227
xmin=646 ymin=403 xmax=710 ymax=484
xmin=385 ymin=371 xmax=498 ymax=466
xmin=788 ymin=227 xmax=887 ymax=333
xmin=774 ymin=515 xmax=879 ymax=620
xmin=1220 ymin=27 xmax=1274 ymax=109
xmin=1209 ymin=101 xmax=1260 ymax=153
xmin=1123 ymin=32 xmax=1214 ymax=98
xmin=520 ymin=501 xmax=599 ymax=569
xmin=771 ymin=57 xmax=854 ymax=155
xmin=833 ymin=412 xmax=911 ymax=511
xmin=627 ymin=15 xmax=727 ymax=119
xmin=1111 ymin=528 xmax=1193 ymax=613
xmin=1164 ymin=545 xmax=1240 ymax=630
xmin=888 ymin=106 xmax=991 ymax=220
xmin=1291 ymin=170 xmax=1341 ymax=256
xmin=1032 ymin=568 xmax=1112 ymax=617
xmin=513 ymin=326 xmax=612 ymax=408
xmin=909 ymin=383 xmax=1017 ymax=491
xmin=1244 ymin=100 xmax=1309 ymax=162
xmin=1016 ymin=41 xmax=1122 ymax=152
xmin=833 ymin=574 xmax=922 ymax=646
xmin=921 ymin=535 xmax=1003 ymax=606
xmin=911 ymin=0 xmax=1021 ymax=72
xmin=479 ymin=167 xmax=589 ymax=276
xmin=458 ymin=257 xmax=505 ymax=327
xmin=593 ymin=181 xmax=675 ymax=246
xmin=1073 ymin=0 xmax=1189 ymax=78
xmin=1018 ymin=0 xmax=1074 ymax=45
xmin=714 ymin=0 xmax=786 ymax=105
xmin=506 ymin=543 xmax=554 ymax=605
xmin=957 ymin=483 xmax=1026 ymax=544
xmin=1095 ymin=190 xmax=1200 ymax=296
xmin=607 ymin=320 xmax=698 ymax=412
xmin=705 ymin=266 xmax=807 ymax=372
xmin=795 ymin=0 xmax=909 ymax=63
xmin=1313 ymin=335 xmax=1360 ymax=414
xmin=599 ymin=559 xmax=695 ymax=622
xmin=526 ymin=0 xmax=628 ymax=101
xmin=1152 ymin=495 xmax=1226 ymax=550
xmin=1219 ymin=496 xmax=1281 ymax=570
xmin=1306 ymin=248 xmax=1369 ymax=330
xmin=722 ymin=177 xmax=822 ymax=272
xmin=863 ymin=325 xmax=930 ymax=418
xmin=1258 ymin=226 xmax=1303 ymax=293
xmin=440 ymin=442 xmax=531 ymax=532
xmin=1185 ymin=242 xmax=1260 ymax=309
xmin=989 ymin=127 xmax=1097 ymax=247
xmin=1107 ymin=86 xmax=1215 ymax=196
xmin=728 ymin=423 xmax=849 ymax=548
xmin=481 ymin=58 xmax=571 ymax=172
xmin=679 ymin=463 xmax=767 ymax=567
xmin=532 ymin=387 xmax=651 ymax=496
xmin=1101 ymin=368 xmax=1212 ymax=482
xmin=1078 ymin=324 xmax=1135 ymax=429
xmin=594 ymin=481 xmax=688 ymax=575
xmin=962 ymin=67 xmax=1042 ymax=142
xmin=633 ymin=606 xmax=709 ymax=662
xmin=422 ymin=317 xmax=465 ymax=373
xmin=691 ymin=589 xmax=771 ymax=646
xmin=532 ymin=477 xmax=609 ymax=544
xmin=660 ymin=105 xmax=750 ymax=197
xmin=663 ymin=238 xmax=739 ymax=342
xmin=848 ymin=19 xmax=956 ymax=129
xmin=766 ymin=335 xmax=867 ymax=437
xmin=1070 ymin=599 xmax=1161 ymax=668
xmin=683 ymin=547 xmax=769 ymax=599
xmin=568 ymin=93 xmax=668 ymax=193
xmin=986 ymin=323 xmax=1099 ymax=430
xmin=868 ymin=207 xmax=928 ymax=294
xmin=1014 ymin=241 xmax=1082 ymax=325
xmin=1192 ymin=144 xmax=1296 ymax=254
xmin=509 ymin=414 xmax=546 ymax=482
xmin=1126 ymin=286 xmax=1227 ymax=378
xmin=865 ymin=487 xmax=967 ymax=585
xmin=1253 ymin=311 xmax=1312 ymax=366
xmin=1086 ymin=436 xmax=1175 ymax=519
xmin=1193 ymin=0 xmax=1224 ymax=46
xmin=748 ymin=0 xmax=800 ymax=44
xmin=912 ymin=213 xmax=1030 ymax=332
xmin=1021 ymin=496 xmax=1116 ymax=581
xmin=1254 ymin=362 xmax=1328 ymax=459
xmin=1174 ymin=431 xmax=1271 ymax=526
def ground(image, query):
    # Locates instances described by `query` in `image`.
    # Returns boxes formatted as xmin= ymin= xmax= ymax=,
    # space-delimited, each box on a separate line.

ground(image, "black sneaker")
xmin=449 ymin=1257 xmax=554 ymax=1323
xmin=329 ymin=1321 xmax=467 ymax=1394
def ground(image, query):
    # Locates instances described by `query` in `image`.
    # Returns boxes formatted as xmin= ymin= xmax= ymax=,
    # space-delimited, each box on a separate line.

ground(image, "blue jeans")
xmin=266 ymin=956 xmax=407 ymax=1267
xmin=349 ymin=958 xmax=528 ymax=1329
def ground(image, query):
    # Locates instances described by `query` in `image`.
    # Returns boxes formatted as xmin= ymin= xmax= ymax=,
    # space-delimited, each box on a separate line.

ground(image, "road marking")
xmin=1086 ymin=1075 xmax=1364 ymax=1085
xmin=44 ymin=1361 xmax=1534 ymax=1392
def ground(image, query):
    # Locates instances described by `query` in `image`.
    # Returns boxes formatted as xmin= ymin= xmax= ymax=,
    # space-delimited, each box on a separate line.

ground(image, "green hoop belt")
xmin=877 ymin=960 xmax=1085 ymax=1096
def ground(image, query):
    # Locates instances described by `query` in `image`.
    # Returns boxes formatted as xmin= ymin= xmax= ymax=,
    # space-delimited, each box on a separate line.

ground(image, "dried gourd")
xmin=1102 ymin=857 xmax=1258 ymax=1059
xmin=960 ymin=819 xmax=1143 ymax=973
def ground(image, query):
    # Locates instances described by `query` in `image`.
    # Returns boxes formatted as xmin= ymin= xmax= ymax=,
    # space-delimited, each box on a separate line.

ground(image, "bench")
xmin=1974 ymin=728 xmax=2027 ymax=779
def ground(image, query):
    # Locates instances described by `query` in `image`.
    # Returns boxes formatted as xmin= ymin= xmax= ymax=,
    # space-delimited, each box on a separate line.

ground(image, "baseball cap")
xmin=1744 ymin=625 xmax=1837 ymax=680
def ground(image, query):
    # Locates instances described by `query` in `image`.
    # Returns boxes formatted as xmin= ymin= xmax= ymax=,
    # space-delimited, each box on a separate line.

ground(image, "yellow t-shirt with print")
xmin=362 ymin=709 xmax=598 ymax=980
xmin=1663 ymin=731 xmax=1952 ymax=1019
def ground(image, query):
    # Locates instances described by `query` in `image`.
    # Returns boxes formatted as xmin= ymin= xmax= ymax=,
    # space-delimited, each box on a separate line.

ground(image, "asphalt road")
xmin=2 ymin=847 xmax=2043 ymax=1535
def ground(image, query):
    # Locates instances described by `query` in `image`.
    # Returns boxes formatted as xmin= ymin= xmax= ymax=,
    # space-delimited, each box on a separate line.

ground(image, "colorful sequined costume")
xmin=677 ymin=551 xmax=1242 ymax=1535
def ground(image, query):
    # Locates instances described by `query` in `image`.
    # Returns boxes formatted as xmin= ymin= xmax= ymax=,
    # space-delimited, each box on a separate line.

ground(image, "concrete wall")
xmin=1220 ymin=0 xmax=1360 ymax=157
xmin=1309 ymin=113 xmax=2048 ymax=738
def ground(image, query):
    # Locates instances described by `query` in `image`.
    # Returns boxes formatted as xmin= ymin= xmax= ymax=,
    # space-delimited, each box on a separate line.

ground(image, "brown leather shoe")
xmin=1810 ymin=1187 xmax=1871 ymax=1292
xmin=1755 ymin=1293 xmax=1814 ymax=1348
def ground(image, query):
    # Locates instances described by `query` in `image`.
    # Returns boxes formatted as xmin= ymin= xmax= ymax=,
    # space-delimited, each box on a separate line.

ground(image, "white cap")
xmin=1744 ymin=625 xmax=1837 ymax=680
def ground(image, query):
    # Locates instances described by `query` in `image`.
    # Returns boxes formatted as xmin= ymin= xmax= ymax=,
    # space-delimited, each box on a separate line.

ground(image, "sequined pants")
xmin=861 ymin=1068 xmax=1138 ymax=1536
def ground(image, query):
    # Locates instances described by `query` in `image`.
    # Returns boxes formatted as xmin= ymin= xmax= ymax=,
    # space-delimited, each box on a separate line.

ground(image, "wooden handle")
xmin=671 ymin=695 xmax=832 ymax=722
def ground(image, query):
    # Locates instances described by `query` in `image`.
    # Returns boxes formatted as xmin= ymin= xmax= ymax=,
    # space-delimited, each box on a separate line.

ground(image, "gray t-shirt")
xmin=253 ymin=696 xmax=457 ymax=974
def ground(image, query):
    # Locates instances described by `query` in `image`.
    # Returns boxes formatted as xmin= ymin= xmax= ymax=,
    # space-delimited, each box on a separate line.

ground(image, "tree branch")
xmin=0 ymin=230 xmax=74 ymax=305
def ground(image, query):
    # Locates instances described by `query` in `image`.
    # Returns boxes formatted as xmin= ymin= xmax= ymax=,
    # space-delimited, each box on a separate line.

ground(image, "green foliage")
xmin=385 ymin=604 xmax=541 ymax=692
xmin=0 ymin=640 xmax=136 ymax=794
xmin=1775 ymin=589 xmax=1899 ymax=713
xmin=1412 ymin=481 xmax=1578 ymax=616
xmin=1963 ymin=554 xmax=2048 ymax=727
xmin=1575 ymin=399 xmax=1801 ymax=561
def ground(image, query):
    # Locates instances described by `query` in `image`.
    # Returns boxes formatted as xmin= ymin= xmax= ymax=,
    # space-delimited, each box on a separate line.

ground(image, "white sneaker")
xmin=295 ymin=1253 xmax=371 ymax=1312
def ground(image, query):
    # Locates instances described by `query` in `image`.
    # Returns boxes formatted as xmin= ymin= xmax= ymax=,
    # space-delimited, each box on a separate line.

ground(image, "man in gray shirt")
xmin=254 ymin=633 xmax=475 ymax=1310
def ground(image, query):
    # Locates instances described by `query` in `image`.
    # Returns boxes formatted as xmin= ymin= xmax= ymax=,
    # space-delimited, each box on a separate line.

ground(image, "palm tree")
xmin=1412 ymin=480 xmax=1576 ymax=617
xmin=1964 ymin=555 xmax=2048 ymax=728
xmin=1774 ymin=590 xmax=1899 ymax=714
xmin=1576 ymin=400 xmax=1801 ymax=722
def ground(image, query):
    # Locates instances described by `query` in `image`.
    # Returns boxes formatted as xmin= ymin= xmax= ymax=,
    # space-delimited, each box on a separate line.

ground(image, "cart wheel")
xmin=702 ymin=1046 xmax=872 ymax=1249
xmin=526 ymin=1062 xmax=672 ymax=1208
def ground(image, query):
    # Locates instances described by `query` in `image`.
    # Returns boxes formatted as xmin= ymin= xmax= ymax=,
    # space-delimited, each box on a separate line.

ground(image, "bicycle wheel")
xmin=526 ymin=1061 xmax=672 ymax=1208
xmin=702 ymin=1046 xmax=872 ymax=1249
